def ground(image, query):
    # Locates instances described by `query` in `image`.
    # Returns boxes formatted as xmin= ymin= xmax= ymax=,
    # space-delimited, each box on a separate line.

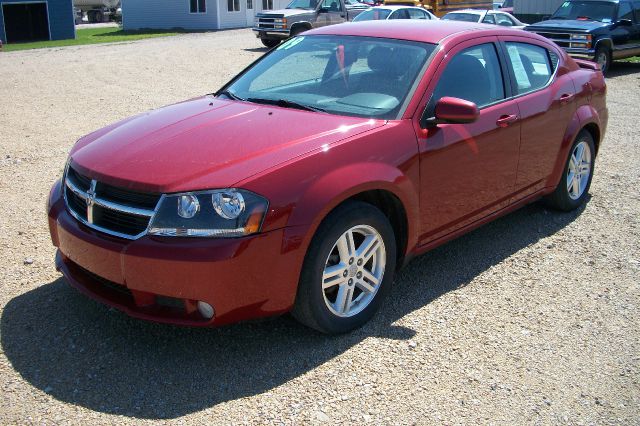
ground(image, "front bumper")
xmin=564 ymin=47 xmax=596 ymax=60
xmin=47 ymin=180 xmax=304 ymax=326
xmin=252 ymin=28 xmax=290 ymax=39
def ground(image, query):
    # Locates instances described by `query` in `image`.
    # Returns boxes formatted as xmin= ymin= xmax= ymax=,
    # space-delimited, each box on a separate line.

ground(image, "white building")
xmin=122 ymin=0 xmax=291 ymax=31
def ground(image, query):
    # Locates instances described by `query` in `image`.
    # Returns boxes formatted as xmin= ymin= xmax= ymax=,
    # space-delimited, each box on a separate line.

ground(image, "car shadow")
xmin=1 ymin=201 xmax=586 ymax=419
xmin=607 ymin=60 xmax=640 ymax=78
xmin=243 ymin=47 xmax=270 ymax=53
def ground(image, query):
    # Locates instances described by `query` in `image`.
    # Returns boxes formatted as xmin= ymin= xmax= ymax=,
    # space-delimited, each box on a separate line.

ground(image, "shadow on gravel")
xmin=243 ymin=47 xmax=269 ymax=53
xmin=1 ymin=201 xmax=585 ymax=419
xmin=607 ymin=61 xmax=640 ymax=78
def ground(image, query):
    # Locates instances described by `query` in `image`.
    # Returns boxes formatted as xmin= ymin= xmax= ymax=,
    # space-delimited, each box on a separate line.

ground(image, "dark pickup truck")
xmin=526 ymin=0 xmax=640 ymax=73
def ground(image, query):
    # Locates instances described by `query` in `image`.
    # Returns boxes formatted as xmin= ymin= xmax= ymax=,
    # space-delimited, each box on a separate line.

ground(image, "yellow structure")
xmin=382 ymin=0 xmax=493 ymax=16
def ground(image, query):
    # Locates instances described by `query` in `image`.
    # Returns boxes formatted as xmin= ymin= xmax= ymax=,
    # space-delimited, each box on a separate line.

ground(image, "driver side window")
xmin=431 ymin=43 xmax=505 ymax=108
xmin=321 ymin=0 xmax=342 ymax=11
xmin=618 ymin=2 xmax=634 ymax=20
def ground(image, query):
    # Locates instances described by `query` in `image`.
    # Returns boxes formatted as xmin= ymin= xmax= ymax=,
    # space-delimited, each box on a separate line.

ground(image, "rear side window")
xmin=495 ymin=13 xmax=515 ymax=26
xmin=505 ymin=42 xmax=553 ymax=95
xmin=408 ymin=8 xmax=430 ymax=19
xmin=618 ymin=1 xmax=634 ymax=20
xmin=635 ymin=2 xmax=640 ymax=21
xmin=432 ymin=43 xmax=505 ymax=108
xmin=483 ymin=14 xmax=496 ymax=24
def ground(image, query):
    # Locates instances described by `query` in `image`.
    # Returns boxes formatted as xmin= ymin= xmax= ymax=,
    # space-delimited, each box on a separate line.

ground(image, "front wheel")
xmin=595 ymin=45 xmax=611 ymax=74
xmin=292 ymin=201 xmax=396 ymax=334
xmin=260 ymin=38 xmax=280 ymax=48
xmin=544 ymin=130 xmax=596 ymax=211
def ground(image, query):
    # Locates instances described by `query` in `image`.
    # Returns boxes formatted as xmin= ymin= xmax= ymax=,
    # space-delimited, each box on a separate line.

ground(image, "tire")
xmin=292 ymin=201 xmax=397 ymax=334
xmin=544 ymin=130 xmax=596 ymax=211
xmin=260 ymin=38 xmax=280 ymax=48
xmin=595 ymin=45 xmax=611 ymax=75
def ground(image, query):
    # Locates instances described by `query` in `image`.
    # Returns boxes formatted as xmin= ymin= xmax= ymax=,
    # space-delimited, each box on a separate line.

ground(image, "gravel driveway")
xmin=0 ymin=30 xmax=638 ymax=425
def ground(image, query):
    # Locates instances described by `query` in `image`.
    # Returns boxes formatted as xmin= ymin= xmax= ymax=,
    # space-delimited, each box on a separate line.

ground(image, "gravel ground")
xmin=0 ymin=30 xmax=639 ymax=425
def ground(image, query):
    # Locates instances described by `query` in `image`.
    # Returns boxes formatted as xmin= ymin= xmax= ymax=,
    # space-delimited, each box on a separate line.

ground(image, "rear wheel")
xmin=595 ymin=45 xmax=611 ymax=74
xmin=292 ymin=201 xmax=396 ymax=334
xmin=261 ymin=38 xmax=280 ymax=48
xmin=545 ymin=130 xmax=595 ymax=211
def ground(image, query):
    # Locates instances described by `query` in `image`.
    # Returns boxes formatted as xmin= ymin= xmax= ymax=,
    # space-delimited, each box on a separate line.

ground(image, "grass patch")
xmin=2 ymin=27 xmax=193 ymax=52
xmin=620 ymin=56 xmax=640 ymax=63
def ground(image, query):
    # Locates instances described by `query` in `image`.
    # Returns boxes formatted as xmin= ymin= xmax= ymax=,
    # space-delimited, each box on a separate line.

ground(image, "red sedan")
xmin=47 ymin=21 xmax=607 ymax=334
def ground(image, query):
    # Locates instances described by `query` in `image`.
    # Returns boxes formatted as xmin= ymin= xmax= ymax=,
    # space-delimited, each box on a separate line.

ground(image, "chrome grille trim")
xmin=63 ymin=166 xmax=161 ymax=240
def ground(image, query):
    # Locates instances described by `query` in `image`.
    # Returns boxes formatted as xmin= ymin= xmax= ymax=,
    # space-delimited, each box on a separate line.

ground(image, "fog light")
xmin=197 ymin=301 xmax=215 ymax=319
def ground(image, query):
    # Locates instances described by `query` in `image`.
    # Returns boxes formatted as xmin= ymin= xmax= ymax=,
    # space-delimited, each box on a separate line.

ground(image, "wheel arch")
xmin=285 ymin=162 xmax=419 ymax=269
xmin=290 ymin=21 xmax=312 ymax=35
xmin=545 ymin=105 xmax=602 ymax=189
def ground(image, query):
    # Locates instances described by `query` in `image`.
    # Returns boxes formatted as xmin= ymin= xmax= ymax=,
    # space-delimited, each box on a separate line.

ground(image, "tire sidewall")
xmin=558 ymin=131 xmax=596 ymax=210
xmin=299 ymin=203 xmax=396 ymax=334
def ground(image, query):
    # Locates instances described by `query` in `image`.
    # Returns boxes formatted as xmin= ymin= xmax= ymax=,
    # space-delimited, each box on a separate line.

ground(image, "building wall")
xmin=514 ymin=0 xmax=564 ymax=23
xmin=0 ymin=0 xmax=75 ymax=43
xmin=122 ymin=0 xmax=219 ymax=30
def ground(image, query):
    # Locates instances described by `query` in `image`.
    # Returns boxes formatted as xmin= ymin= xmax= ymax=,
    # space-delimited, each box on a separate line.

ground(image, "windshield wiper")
xmin=217 ymin=89 xmax=245 ymax=101
xmin=247 ymin=97 xmax=326 ymax=112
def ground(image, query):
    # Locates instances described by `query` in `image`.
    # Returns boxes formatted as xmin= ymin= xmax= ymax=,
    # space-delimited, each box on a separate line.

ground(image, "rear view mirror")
xmin=422 ymin=97 xmax=479 ymax=127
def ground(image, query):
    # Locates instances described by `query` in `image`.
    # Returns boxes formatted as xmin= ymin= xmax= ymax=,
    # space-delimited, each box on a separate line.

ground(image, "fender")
xmin=284 ymin=161 xmax=420 ymax=255
xmin=545 ymin=104 xmax=601 ymax=190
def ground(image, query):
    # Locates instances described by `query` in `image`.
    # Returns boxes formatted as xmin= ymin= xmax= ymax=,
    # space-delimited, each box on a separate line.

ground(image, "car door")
xmin=416 ymin=38 xmax=521 ymax=243
xmin=615 ymin=0 xmax=640 ymax=56
xmin=317 ymin=0 xmax=346 ymax=25
xmin=498 ymin=36 xmax=578 ymax=201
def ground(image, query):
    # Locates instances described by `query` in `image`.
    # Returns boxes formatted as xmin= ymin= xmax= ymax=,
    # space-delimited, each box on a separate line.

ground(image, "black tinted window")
xmin=432 ymin=43 xmax=505 ymax=107
xmin=618 ymin=2 xmax=634 ymax=20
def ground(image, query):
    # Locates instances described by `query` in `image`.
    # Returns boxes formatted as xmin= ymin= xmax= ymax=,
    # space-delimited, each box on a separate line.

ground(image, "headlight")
xmin=148 ymin=189 xmax=268 ymax=238
xmin=570 ymin=34 xmax=591 ymax=41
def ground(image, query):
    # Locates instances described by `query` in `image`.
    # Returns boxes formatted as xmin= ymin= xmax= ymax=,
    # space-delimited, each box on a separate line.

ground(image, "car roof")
xmin=444 ymin=9 xmax=485 ymax=15
xmin=305 ymin=20 xmax=526 ymax=43
xmin=367 ymin=5 xmax=428 ymax=9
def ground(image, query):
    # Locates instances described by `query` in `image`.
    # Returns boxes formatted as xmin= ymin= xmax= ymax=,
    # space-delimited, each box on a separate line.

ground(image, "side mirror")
xmin=421 ymin=97 xmax=479 ymax=128
xmin=617 ymin=18 xmax=633 ymax=26
xmin=318 ymin=7 xmax=328 ymax=12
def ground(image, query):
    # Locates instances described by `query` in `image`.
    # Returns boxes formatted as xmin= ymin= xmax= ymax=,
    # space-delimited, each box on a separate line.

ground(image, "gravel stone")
xmin=0 ymin=30 xmax=638 ymax=425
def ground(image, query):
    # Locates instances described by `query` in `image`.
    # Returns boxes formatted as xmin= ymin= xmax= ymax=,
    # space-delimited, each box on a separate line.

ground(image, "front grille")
xmin=64 ymin=165 xmax=161 ymax=239
xmin=529 ymin=31 xmax=584 ymax=49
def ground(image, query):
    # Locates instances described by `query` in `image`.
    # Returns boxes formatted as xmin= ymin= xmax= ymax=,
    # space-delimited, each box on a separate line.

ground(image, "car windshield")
xmin=551 ymin=1 xmax=616 ymax=22
xmin=286 ymin=0 xmax=318 ymax=9
xmin=352 ymin=8 xmax=392 ymax=21
xmin=442 ymin=12 xmax=480 ymax=22
xmin=222 ymin=35 xmax=435 ymax=119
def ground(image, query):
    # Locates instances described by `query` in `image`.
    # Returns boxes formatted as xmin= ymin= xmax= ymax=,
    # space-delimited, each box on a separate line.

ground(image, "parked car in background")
xmin=358 ymin=0 xmax=382 ymax=6
xmin=493 ymin=2 xmax=504 ymax=9
xmin=525 ymin=0 xmax=640 ymax=74
xmin=442 ymin=9 xmax=527 ymax=28
xmin=253 ymin=0 xmax=366 ymax=48
xmin=382 ymin=0 xmax=493 ymax=17
xmin=498 ymin=0 xmax=513 ymax=13
xmin=48 ymin=20 xmax=608 ymax=334
xmin=345 ymin=0 xmax=369 ymax=9
xmin=353 ymin=5 xmax=437 ymax=21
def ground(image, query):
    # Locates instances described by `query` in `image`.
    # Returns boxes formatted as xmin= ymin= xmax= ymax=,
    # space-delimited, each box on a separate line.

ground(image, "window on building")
xmin=190 ymin=0 xmax=206 ymax=13
xmin=262 ymin=0 xmax=274 ymax=9
xmin=228 ymin=0 xmax=240 ymax=11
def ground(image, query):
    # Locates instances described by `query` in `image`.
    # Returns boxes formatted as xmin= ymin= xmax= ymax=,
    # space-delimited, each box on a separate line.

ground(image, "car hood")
xmin=258 ymin=8 xmax=313 ymax=17
xmin=70 ymin=96 xmax=385 ymax=193
xmin=527 ymin=19 xmax=610 ymax=32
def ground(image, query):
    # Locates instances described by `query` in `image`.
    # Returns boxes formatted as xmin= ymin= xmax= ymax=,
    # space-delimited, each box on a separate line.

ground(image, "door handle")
xmin=496 ymin=114 xmax=518 ymax=128
xmin=560 ymin=93 xmax=575 ymax=103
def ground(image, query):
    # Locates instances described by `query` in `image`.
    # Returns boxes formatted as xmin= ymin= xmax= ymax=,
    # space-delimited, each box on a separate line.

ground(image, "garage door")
xmin=2 ymin=2 xmax=50 ymax=43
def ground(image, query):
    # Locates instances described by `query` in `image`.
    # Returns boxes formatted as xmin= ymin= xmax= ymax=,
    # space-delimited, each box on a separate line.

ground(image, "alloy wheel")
xmin=321 ymin=225 xmax=386 ymax=318
xmin=567 ymin=140 xmax=592 ymax=200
